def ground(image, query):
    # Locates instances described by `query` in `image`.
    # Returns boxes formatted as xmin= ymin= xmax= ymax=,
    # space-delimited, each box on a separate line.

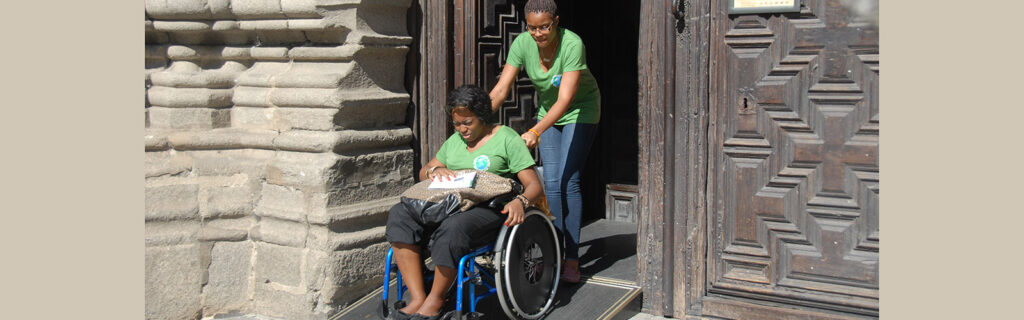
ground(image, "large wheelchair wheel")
xmin=494 ymin=209 xmax=561 ymax=319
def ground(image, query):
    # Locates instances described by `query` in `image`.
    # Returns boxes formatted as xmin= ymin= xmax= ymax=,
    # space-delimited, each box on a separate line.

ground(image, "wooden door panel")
xmin=474 ymin=0 xmax=538 ymax=136
xmin=709 ymin=0 xmax=879 ymax=315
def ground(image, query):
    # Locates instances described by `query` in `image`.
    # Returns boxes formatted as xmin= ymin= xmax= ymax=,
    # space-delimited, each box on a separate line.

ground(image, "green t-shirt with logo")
xmin=436 ymin=125 xmax=536 ymax=178
xmin=506 ymin=28 xmax=601 ymax=125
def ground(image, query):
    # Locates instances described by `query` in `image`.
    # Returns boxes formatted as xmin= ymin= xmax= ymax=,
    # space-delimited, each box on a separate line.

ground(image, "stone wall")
xmin=144 ymin=1 xmax=415 ymax=319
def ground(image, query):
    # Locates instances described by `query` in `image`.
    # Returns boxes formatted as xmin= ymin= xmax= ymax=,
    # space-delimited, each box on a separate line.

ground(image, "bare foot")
xmin=414 ymin=296 xmax=445 ymax=317
xmin=399 ymin=297 xmax=423 ymax=315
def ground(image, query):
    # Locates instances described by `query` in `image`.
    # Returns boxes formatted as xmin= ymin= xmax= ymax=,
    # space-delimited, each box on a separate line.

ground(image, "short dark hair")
xmin=524 ymin=0 xmax=558 ymax=17
xmin=447 ymin=85 xmax=496 ymax=123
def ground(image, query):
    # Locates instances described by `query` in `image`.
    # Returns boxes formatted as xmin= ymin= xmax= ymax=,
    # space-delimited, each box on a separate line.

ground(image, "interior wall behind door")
xmin=559 ymin=0 xmax=641 ymax=223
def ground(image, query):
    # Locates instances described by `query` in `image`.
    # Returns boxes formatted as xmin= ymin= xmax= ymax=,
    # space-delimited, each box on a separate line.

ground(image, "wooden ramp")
xmin=332 ymin=219 xmax=640 ymax=320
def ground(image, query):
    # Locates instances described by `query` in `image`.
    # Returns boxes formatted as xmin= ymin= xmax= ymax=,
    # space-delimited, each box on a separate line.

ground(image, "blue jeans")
xmin=538 ymin=123 xmax=597 ymax=261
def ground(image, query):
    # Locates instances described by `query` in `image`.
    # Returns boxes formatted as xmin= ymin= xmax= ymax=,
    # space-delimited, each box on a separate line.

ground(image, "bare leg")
xmin=393 ymin=243 xmax=426 ymax=315
xmin=415 ymin=265 xmax=457 ymax=317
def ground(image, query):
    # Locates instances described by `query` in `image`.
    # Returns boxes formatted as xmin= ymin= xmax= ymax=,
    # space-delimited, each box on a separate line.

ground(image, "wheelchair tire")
xmin=494 ymin=209 xmax=561 ymax=319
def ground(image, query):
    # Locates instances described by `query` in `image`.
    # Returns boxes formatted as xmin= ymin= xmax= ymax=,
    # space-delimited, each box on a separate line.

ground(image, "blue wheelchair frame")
xmin=382 ymin=244 xmax=498 ymax=319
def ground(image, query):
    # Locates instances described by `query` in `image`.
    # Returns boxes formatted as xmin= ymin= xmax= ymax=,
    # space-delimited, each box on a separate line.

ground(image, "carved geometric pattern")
xmin=476 ymin=0 xmax=538 ymax=138
xmin=711 ymin=0 xmax=879 ymax=314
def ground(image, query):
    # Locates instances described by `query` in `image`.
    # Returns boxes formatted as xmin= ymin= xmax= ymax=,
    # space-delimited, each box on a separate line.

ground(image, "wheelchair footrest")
xmin=442 ymin=310 xmax=484 ymax=320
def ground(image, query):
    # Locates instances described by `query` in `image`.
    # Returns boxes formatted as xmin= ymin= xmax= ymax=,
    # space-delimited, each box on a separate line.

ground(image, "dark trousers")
xmin=385 ymin=203 xmax=505 ymax=269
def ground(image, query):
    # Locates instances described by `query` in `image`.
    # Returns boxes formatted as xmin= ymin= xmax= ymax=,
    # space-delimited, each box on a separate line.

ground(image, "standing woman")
xmin=489 ymin=0 xmax=600 ymax=284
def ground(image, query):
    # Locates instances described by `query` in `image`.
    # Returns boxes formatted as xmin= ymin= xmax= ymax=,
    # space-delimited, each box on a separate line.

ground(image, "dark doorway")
xmin=413 ymin=0 xmax=642 ymax=223
xmin=558 ymin=0 xmax=641 ymax=224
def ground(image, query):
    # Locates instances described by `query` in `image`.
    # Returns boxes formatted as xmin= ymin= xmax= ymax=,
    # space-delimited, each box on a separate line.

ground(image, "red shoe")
xmin=560 ymin=264 xmax=581 ymax=284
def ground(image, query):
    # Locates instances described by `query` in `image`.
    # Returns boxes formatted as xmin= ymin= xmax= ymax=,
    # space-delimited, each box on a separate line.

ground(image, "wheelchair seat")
xmin=381 ymin=203 xmax=561 ymax=320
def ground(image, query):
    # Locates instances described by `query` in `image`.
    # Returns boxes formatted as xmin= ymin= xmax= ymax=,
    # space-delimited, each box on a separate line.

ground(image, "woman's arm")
xmin=521 ymin=70 xmax=581 ymax=148
xmin=489 ymin=64 xmax=521 ymax=113
xmin=502 ymin=166 xmax=543 ymax=226
xmin=419 ymin=157 xmax=456 ymax=181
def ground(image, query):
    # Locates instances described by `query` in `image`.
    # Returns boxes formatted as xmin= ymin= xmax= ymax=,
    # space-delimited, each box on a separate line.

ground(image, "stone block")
xmin=202 ymin=184 xmax=259 ymax=219
xmin=317 ymin=195 xmax=397 ymax=226
xmin=273 ymin=130 xmax=339 ymax=152
xmin=331 ymin=127 xmax=414 ymax=153
xmin=252 ymin=30 xmax=310 ymax=46
xmin=231 ymin=106 xmax=280 ymax=130
xmin=145 ymin=244 xmax=202 ymax=320
xmin=322 ymin=225 xmax=385 ymax=252
xmin=324 ymin=149 xmax=414 ymax=206
xmin=145 ymin=150 xmax=193 ymax=178
xmin=250 ymin=47 xmax=292 ymax=61
xmin=254 ymin=183 xmax=307 ymax=222
xmin=324 ymin=243 xmax=390 ymax=305
xmin=232 ymin=87 xmax=273 ymax=108
xmin=334 ymin=89 xmax=409 ymax=129
xmin=167 ymin=129 xmax=278 ymax=150
xmin=252 ymin=217 xmax=308 ymax=247
xmin=269 ymin=87 xmax=341 ymax=108
xmin=145 ymin=131 xmax=172 ymax=151
xmin=149 ymin=70 xmax=238 ymax=89
xmin=198 ymin=217 xmax=254 ymax=241
xmin=202 ymin=241 xmax=253 ymax=315
xmin=272 ymin=126 xmax=415 ymax=153
xmin=146 ymin=221 xmax=201 ymax=247
xmin=254 ymin=242 xmax=303 ymax=287
xmin=351 ymin=46 xmax=409 ymax=92
xmin=287 ymin=46 xmax=359 ymax=62
xmin=278 ymin=108 xmax=338 ymax=131
xmin=232 ymin=0 xmax=285 ymax=18
xmin=147 ymin=87 xmax=234 ymax=108
xmin=254 ymin=282 xmax=317 ymax=320
xmin=272 ymin=61 xmax=354 ymax=88
xmin=281 ymin=0 xmax=319 ymax=18
xmin=303 ymin=248 xmax=329 ymax=296
xmin=146 ymin=183 xmax=199 ymax=222
xmin=145 ymin=0 xmax=210 ymax=19
xmin=303 ymin=29 xmax=351 ymax=45
xmin=287 ymin=18 xmax=329 ymax=30
xmin=152 ymin=20 xmax=213 ymax=32
xmin=239 ymin=19 xmax=289 ymax=30
xmin=353 ymin=4 xmax=410 ymax=38
xmin=266 ymin=152 xmax=342 ymax=191
xmin=191 ymin=149 xmax=274 ymax=177
xmin=148 ymin=107 xmax=231 ymax=130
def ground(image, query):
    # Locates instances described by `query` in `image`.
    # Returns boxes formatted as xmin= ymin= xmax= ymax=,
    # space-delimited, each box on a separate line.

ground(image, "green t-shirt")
xmin=506 ymin=28 xmax=601 ymax=125
xmin=436 ymin=125 xmax=536 ymax=178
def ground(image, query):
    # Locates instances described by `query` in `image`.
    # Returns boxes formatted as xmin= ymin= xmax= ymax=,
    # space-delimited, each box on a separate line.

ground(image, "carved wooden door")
xmin=707 ymin=0 xmax=879 ymax=316
xmin=457 ymin=0 xmax=538 ymax=138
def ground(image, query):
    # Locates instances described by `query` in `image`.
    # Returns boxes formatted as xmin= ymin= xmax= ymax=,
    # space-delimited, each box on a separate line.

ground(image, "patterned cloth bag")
xmin=399 ymin=170 xmax=522 ymax=225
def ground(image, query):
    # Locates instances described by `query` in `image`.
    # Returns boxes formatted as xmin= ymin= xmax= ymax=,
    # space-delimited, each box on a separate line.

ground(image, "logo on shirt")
xmin=473 ymin=155 xmax=491 ymax=171
xmin=551 ymin=74 xmax=562 ymax=88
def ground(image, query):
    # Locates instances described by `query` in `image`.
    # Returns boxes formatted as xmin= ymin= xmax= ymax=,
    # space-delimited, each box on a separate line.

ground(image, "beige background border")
xmin=2 ymin=1 xmax=143 ymax=318
xmin=884 ymin=0 xmax=1024 ymax=318
xmin=2 ymin=0 xmax=1020 ymax=318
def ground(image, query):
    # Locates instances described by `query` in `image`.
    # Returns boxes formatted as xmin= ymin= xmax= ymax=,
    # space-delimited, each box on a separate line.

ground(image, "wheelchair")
xmin=380 ymin=193 xmax=562 ymax=320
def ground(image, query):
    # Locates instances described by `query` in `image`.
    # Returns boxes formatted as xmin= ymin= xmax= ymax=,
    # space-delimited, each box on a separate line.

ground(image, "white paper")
xmin=428 ymin=171 xmax=477 ymax=189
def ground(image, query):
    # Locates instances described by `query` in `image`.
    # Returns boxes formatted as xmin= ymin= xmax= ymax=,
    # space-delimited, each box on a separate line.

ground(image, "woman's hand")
xmin=429 ymin=167 xmax=456 ymax=181
xmin=501 ymin=198 xmax=526 ymax=226
xmin=521 ymin=131 xmax=539 ymax=149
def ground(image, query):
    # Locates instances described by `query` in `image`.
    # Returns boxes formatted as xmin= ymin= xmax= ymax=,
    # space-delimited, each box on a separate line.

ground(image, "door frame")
xmin=636 ymin=0 xmax=711 ymax=317
xmin=412 ymin=0 xmax=714 ymax=318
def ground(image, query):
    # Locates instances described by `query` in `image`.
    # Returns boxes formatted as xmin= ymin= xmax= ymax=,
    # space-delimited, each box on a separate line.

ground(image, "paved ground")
xmin=210 ymin=312 xmax=675 ymax=320
xmin=208 ymin=219 xmax=671 ymax=320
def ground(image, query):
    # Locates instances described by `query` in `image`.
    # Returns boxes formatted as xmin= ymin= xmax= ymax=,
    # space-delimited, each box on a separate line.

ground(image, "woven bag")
xmin=399 ymin=170 xmax=518 ymax=224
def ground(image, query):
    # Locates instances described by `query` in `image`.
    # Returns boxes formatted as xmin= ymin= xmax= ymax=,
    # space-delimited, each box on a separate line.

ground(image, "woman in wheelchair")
xmin=385 ymin=85 xmax=543 ymax=320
